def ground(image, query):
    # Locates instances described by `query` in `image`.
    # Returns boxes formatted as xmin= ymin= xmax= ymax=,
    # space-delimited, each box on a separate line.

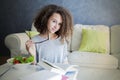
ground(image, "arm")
xmin=25 ymin=40 xmax=37 ymax=63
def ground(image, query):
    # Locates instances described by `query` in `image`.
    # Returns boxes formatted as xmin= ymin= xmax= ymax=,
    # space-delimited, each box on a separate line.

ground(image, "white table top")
xmin=1 ymin=63 xmax=120 ymax=80
xmin=0 ymin=63 xmax=77 ymax=80
xmin=0 ymin=63 xmax=38 ymax=80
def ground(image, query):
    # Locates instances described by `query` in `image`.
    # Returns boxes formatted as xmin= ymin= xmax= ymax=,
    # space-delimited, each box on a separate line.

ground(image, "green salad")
xmin=10 ymin=56 xmax=34 ymax=64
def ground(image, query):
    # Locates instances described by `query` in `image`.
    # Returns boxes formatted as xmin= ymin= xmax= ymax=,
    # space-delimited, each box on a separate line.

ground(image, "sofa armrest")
xmin=5 ymin=33 xmax=29 ymax=57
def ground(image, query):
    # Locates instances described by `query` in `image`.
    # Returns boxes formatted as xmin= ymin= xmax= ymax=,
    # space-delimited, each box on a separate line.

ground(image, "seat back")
xmin=70 ymin=24 xmax=110 ymax=54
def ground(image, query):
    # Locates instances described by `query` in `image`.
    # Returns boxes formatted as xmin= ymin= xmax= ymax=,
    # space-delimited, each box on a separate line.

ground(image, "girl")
xmin=26 ymin=4 xmax=73 ymax=64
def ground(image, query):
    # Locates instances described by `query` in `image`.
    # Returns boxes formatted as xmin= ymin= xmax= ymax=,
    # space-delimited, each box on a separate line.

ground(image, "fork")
xmin=34 ymin=38 xmax=49 ymax=44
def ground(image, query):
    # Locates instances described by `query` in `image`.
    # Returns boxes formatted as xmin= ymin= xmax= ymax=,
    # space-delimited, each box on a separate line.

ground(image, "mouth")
xmin=51 ymin=28 xmax=55 ymax=32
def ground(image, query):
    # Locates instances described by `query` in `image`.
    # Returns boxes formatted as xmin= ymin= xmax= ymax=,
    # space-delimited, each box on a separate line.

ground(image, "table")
xmin=0 ymin=63 xmax=78 ymax=80
xmin=77 ymin=66 xmax=120 ymax=80
xmin=0 ymin=63 xmax=37 ymax=80
xmin=1 ymin=63 xmax=120 ymax=80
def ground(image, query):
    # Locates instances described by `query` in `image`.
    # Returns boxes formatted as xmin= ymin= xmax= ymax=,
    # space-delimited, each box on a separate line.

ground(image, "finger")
xmin=26 ymin=40 xmax=32 ymax=44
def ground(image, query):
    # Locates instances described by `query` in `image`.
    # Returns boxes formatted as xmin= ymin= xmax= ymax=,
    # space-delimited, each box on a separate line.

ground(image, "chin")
xmin=50 ymin=31 xmax=56 ymax=34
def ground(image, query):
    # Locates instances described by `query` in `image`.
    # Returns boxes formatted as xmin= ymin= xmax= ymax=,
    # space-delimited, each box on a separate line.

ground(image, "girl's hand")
xmin=25 ymin=40 xmax=36 ymax=57
xmin=25 ymin=40 xmax=36 ymax=63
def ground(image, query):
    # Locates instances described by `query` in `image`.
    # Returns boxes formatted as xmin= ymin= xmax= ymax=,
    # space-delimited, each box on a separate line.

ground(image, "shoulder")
xmin=31 ymin=35 xmax=43 ymax=42
xmin=57 ymin=37 xmax=68 ymax=44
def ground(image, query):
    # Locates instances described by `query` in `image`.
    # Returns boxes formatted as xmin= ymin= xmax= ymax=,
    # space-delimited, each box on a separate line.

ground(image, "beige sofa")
xmin=5 ymin=24 xmax=120 ymax=69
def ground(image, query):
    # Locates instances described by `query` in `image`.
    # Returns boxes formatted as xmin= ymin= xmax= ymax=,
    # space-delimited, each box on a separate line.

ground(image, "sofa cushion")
xmin=79 ymin=28 xmax=108 ymax=53
xmin=71 ymin=24 xmax=110 ymax=54
xmin=68 ymin=51 xmax=118 ymax=69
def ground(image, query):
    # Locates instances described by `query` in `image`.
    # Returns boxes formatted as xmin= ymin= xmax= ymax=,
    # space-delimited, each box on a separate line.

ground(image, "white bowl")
xmin=7 ymin=58 xmax=14 ymax=65
xmin=13 ymin=64 xmax=30 ymax=70
xmin=7 ymin=58 xmax=32 ymax=70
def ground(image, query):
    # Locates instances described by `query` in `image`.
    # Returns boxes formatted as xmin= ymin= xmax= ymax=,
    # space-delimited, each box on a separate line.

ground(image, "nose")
xmin=54 ymin=23 xmax=58 ymax=29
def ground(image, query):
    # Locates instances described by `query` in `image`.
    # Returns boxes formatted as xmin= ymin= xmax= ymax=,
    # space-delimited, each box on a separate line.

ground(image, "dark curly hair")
xmin=33 ymin=4 xmax=73 ymax=43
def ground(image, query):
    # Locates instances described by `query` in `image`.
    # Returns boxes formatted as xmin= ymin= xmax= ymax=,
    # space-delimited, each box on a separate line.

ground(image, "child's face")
xmin=47 ymin=13 xmax=62 ymax=34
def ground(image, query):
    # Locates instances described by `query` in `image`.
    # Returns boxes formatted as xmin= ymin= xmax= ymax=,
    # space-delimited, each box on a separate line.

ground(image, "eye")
xmin=52 ymin=20 xmax=56 ymax=23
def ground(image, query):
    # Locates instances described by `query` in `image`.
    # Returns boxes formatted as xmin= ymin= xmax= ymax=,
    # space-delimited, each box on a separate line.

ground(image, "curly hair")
xmin=33 ymin=4 xmax=73 ymax=43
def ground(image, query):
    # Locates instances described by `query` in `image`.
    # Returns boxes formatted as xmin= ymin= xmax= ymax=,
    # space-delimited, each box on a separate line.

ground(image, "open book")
xmin=37 ymin=59 xmax=78 ymax=80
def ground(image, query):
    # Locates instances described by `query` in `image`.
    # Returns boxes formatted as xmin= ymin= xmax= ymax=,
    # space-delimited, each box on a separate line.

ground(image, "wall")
xmin=0 ymin=0 xmax=120 ymax=56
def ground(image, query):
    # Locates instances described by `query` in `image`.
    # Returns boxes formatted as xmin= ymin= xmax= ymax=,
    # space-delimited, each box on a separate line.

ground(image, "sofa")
xmin=5 ymin=24 xmax=120 ymax=69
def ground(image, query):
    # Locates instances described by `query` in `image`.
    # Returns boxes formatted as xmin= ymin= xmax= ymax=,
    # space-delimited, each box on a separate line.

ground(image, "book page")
xmin=54 ymin=63 xmax=78 ymax=72
xmin=40 ymin=59 xmax=78 ymax=72
xmin=37 ymin=61 xmax=52 ymax=70
xmin=37 ymin=60 xmax=78 ymax=80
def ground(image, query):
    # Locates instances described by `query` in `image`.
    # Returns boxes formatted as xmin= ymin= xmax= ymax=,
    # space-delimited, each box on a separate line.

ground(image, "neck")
xmin=40 ymin=33 xmax=58 ymax=40
xmin=48 ymin=33 xmax=58 ymax=40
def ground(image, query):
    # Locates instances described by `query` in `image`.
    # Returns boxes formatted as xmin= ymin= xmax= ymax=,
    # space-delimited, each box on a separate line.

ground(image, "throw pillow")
xmin=25 ymin=31 xmax=39 ymax=38
xmin=79 ymin=29 xmax=107 ymax=53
